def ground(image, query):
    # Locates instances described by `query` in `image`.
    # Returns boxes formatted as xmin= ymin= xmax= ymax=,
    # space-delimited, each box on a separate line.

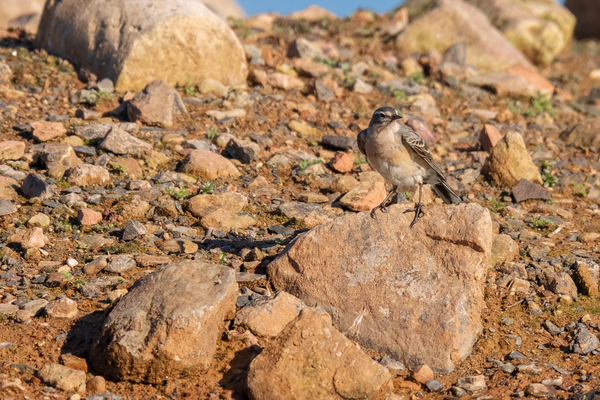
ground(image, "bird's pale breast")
xmin=365 ymin=125 xmax=425 ymax=187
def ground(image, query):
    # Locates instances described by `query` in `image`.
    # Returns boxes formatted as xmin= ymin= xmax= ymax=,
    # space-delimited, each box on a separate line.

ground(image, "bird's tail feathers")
xmin=432 ymin=181 xmax=462 ymax=205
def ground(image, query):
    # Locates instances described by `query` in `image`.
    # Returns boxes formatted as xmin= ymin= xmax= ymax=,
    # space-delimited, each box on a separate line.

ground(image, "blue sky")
xmin=239 ymin=0 xmax=566 ymax=18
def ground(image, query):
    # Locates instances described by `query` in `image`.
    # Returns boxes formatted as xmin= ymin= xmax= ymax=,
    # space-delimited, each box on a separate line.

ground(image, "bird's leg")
xmin=370 ymin=186 xmax=398 ymax=219
xmin=403 ymin=183 xmax=426 ymax=228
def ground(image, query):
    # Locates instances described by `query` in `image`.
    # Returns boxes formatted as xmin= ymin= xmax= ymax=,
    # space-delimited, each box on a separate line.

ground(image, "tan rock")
xmin=287 ymin=5 xmax=337 ymax=21
xmin=490 ymin=234 xmax=519 ymax=266
xmin=293 ymin=57 xmax=329 ymax=78
xmin=21 ymin=227 xmax=46 ymax=249
xmin=83 ymin=256 xmax=108 ymax=275
xmin=0 ymin=176 xmax=19 ymax=200
xmin=86 ymin=375 xmax=106 ymax=394
xmin=61 ymin=135 xmax=84 ymax=147
xmin=127 ymin=80 xmax=176 ymax=127
xmin=559 ymin=118 xmax=600 ymax=148
xmin=329 ymin=151 xmax=355 ymax=173
xmin=574 ymin=261 xmax=599 ymax=297
xmin=119 ymin=195 xmax=151 ymax=219
xmin=201 ymin=0 xmax=245 ymax=20
xmin=31 ymin=120 xmax=67 ymax=142
xmin=278 ymin=201 xmax=334 ymax=228
xmin=467 ymin=72 xmax=535 ymax=97
xmin=111 ymin=157 xmax=143 ymax=179
xmin=38 ymin=364 xmax=86 ymax=394
xmin=479 ymin=124 xmax=502 ymax=153
xmin=187 ymin=192 xmax=247 ymax=217
xmin=234 ymin=292 xmax=306 ymax=337
xmin=340 ymin=180 xmax=387 ymax=212
xmin=45 ymin=297 xmax=78 ymax=319
xmin=0 ymin=140 xmax=25 ymax=160
xmin=36 ymin=0 xmax=248 ymax=92
xmin=269 ymin=203 xmax=492 ymax=373
xmin=331 ymin=175 xmax=359 ymax=193
xmin=28 ymin=213 xmax=51 ymax=228
xmin=0 ymin=0 xmax=45 ymax=31
xmin=506 ymin=66 xmax=555 ymax=96
xmin=41 ymin=144 xmax=83 ymax=178
xmin=60 ymin=354 xmax=88 ymax=373
xmin=179 ymin=149 xmax=240 ymax=180
xmin=396 ymin=0 xmax=532 ymax=72
xmin=247 ymin=308 xmax=393 ymax=400
xmin=142 ymin=150 xmax=171 ymax=168
xmin=298 ymin=192 xmax=329 ymax=203
xmin=483 ymin=131 xmax=543 ymax=187
xmin=66 ymin=164 xmax=111 ymax=186
xmin=77 ymin=209 xmax=103 ymax=226
xmin=201 ymin=209 xmax=257 ymax=230
xmin=266 ymin=73 xmax=305 ymax=91
xmin=466 ymin=0 xmax=575 ymax=64
xmin=91 ymin=260 xmax=238 ymax=383
xmin=413 ymin=364 xmax=434 ymax=383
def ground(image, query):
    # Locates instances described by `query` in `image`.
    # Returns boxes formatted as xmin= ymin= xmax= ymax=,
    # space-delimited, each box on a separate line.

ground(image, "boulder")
xmin=565 ymin=0 xmax=600 ymax=39
xmin=36 ymin=0 xmax=248 ymax=92
xmin=465 ymin=0 xmax=575 ymax=64
xmin=199 ymin=0 xmax=244 ymax=20
xmin=247 ymin=308 xmax=393 ymax=400
xmin=0 ymin=0 xmax=45 ymax=31
xmin=269 ymin=203 xmax=492 ymax=373
xmin=396 ymin=0 xmax=532 ymax=72
xmin=0 ymin=141 xmax=25 ymax=160
xmin=179 ymin=149 xmax=240 ymax=180
xmin=483 ymin=131 xmax=543 ymax=187
xmin=41 ymin=144 xmax=83 ymax=178
xmin=91 ymin=260 xmax=237 ymax=383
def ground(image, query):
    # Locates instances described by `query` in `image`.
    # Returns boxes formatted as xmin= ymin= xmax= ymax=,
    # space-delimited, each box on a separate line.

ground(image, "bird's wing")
xmin=357 ymin=129 xmax=368 ymax=156
xmin=395 ymin=123 xmax=445 ymax=178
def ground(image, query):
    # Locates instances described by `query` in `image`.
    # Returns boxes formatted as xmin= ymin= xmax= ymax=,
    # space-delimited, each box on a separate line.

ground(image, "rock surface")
xmin=36 ymin=0 xmax=248 ymax=91
xmin=396 ymin=0 xmax=532 ymax=72
xmin=91 ymin=260 xmax=237 ymax=383
xmin=247 ymin=308 xmax=393 ymax=400
xmin=234 ymin=291 xmax=306 ymax=337
xmin=269 ymin=203 xmax=492 ymax=373
xmin=38 ymin=363 xmax=86 ymax=393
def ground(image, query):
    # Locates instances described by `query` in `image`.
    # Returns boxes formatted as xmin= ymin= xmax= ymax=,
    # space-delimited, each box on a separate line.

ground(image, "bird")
xmin=357 ymin=106 xmax=461 ymax=228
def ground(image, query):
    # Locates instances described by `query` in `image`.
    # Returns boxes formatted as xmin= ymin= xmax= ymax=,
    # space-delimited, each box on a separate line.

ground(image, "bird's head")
xmin=369 ymin=107 xmax=402 ymax=127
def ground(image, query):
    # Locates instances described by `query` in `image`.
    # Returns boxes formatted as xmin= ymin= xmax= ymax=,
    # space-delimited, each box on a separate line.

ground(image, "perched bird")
xmin=358 ymin=106 xmax=461 ymax=227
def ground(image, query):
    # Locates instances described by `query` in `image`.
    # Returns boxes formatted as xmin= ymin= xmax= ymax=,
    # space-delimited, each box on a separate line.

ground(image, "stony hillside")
xmin=1 ymin=0 xmax=600 ymax=399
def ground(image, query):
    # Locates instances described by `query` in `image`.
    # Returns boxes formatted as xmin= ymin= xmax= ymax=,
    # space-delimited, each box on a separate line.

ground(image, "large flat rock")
xmin=91 ymin=260 xmax=237 ymax=383
xmin=269 ymin=203 xmax=493 ymax=373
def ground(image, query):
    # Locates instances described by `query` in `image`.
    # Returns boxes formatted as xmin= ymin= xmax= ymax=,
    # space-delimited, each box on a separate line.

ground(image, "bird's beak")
xmin=391 ymin=115 xmax=402 ymax=121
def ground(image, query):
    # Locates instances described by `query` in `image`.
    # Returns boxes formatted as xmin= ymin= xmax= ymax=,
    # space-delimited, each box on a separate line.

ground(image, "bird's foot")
xmin=404 ymin=204 xmax=425 ymax=228
xmin=370 ymin=202 xmax=389 ymax=219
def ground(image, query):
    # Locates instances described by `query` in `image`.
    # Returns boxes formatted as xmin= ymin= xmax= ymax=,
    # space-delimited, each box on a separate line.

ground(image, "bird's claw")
xmin=370 ymin=203 xmax=389 ymax=219
xmin=404 ymin=205 xmax=425 ymax=228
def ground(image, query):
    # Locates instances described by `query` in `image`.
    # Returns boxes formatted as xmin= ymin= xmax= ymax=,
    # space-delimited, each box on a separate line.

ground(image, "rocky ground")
xmin=2 ymin=3 xmax=600 ymax=400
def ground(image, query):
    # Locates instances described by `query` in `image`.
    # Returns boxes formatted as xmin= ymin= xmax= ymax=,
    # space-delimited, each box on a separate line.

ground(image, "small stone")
xmin=66 ymin=164 xmax=111 ymax=186
xmin=0 ymin=199 xmax=17 ymax=216
xmin=574 ymin=262 xmax=599 ymax=297
xmin=206 ymin=108 xmax=246 ymax=120
xmin=60 ymin=354 xmax=88 ymax=373
xmin=100 ymin=127 xmax=152 ymax=156
xmin=107 ymin=289 xmax=128 ymax=302
xmin=315 ymin=80 xmax=335 ymax=102
xmin=278 ymin=201 xmax=333 ymax=228
xmin=86 ymin=375 xmax=106 ymax=394
xmin=127 ymin=80 xmax=178 ymax=127
xmin=199 ymin=78 xmax=228 ymax=97
xmin=479 ymin=124 xmax=502 ymax=153
xmin=354 ymin=78 xmax=373 ymax=94
xmin=452 ymin=386 xmax=467 ymax=398
xmin=329 ymin=152 xmax=354 ymax=173
xmin=339 ymin=179 xmax=386 ymax=212
xmin=501 ymin=363 xmax=515 ymax=373
xmin=298 ymin=192 xmax=329 ymax=203
xmin=570 ymin=324 xmax=599 ymax=354
xmin=265 ymin=72 xmax=305 ymax=91
xmin=77 ymin=209 xmax=103 ymax=226
xmin=525 ymin=383 xmax=550 ymax=398
xmin=425 ymin=380 xmax=444 ymax=392
xmin=234 ymin=292 xmax=306 ymax=337
xmin=31 ymin=120 xmax=67 ymax=142
xmin=38 ymin=363 xmax=86 ymax=393
xmin=456 ymin=375 xmax=486 ymax=395
xmin=21 ymin=173 xmax=57 ymax=200
xmin=0 ymin=304 xmax=19 ymax=315
xmin=21 ymin=299 xmax=49 ymax=316
xmin=294 ymin=58 xmax=329 ymax=78
xmin=545 ymin=320 xmax=562 ymax=335
xmin=413 ymin=364 xmax=434 ymax=383
xmin=21 ymin=227 xmax=46 ymax=249
xmin=508 ymin=350 xmax=526 ymax=359
xmin=28 ymin=213 xmax=51 ymax=228
xmin=84 ymin=256 xmax=108 ymax=275
xmin=0 ymin=140 xmax=25 ymax=160
xmin=15 ymin=309 xmax=33 ymax=323
xmin=96 ymin=78 xmax=115 ymax=93
xmin=406 ymin=119 xmax=435 ymax=142
xmin=45 ymin=298 xmax=78 ymax=319
xmin=122 ymin=220 xmax=147 ymax=241
xmin=490 ymin=234 xmax=519 ymax=265
xmin=517 ymin=363 xmax=542 ymax=375
xmin=288 ymin=120 xmax=321 ymax=138
xmin=179 ymin=149 xmax=240 ymax=180
xmin=331 ymin=175 xmax=359 ymax=194
xmin=225 ymin=138 xmax=260 ymax=164
xmin=509 ymin=278 xmax=530 ymax=293
xmin=321 ymin=135 xmax=358 ymax=151
xmin=512 ymin=179 xmax=551 ymax=203
xmin=105 ymin=256 xmax=137 ymax=273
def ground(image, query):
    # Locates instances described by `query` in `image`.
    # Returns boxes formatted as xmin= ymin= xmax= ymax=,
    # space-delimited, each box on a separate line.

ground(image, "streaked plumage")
xmin=358 ymin=107 xmax=461 ymax=227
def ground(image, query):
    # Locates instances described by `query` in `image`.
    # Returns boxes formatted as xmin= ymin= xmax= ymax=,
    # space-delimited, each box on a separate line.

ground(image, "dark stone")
xmin=425 ymin=380 xmax=444 ymax=392
xmin=512 ymin=179 xmax=551 ymax=203
xmin=441 ymin=41 xmax=467 ymax=66
xmin=508 ymin=350 xmax=526 ymax=359
xmin=0 ymin=199 xmax=16 ymax=216
xmin=225 ymin=138 xmax=260 ymax=164
xmin=21 ymin=173 xmax=57 ymax=200
xmin=236 ymin=295 xmax=252 ymax=308
xmin=321 ymin=135 xmax=358 ymax=151
xmin=73 ymin=146 xmax=97 ymax=156
xmin=570 ymin=323 xmax=599 ymax=354
xmin=268 ymin=225 xmax=295 ymax=236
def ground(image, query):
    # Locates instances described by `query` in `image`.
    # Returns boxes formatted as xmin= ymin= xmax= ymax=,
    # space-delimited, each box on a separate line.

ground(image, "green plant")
xmin=56 ymin=221 xmax=73 ymax=232
xmin=165 ymin=188 xmax=189 ymax=200
xmin=485 ymin=197 xmax=504 ymax=213
xmin=219 ymin=252 xmax=227 ymax=265
xmin=55 ymin=179 xmax=71 ymax=189
xmin=409 ymin=71 xmax=424 ymax=84
xmin=540 ymin=160 xmax=557 ymax=188
xmin=83 ymin=138 xmax=100 ymax=147
xmin=572 ymin=182 xmax=587 ymax=197
xmin=61 ymin=271 xmax=71 ymax=280
xmin=226 ymin=16 xmax=244 ymax=28
xmin=184 ymin=77 xmax=196 ymax=96
xmin=110 ymin=163 xmax=127 ymax=174
xmin=354 ymin=156 xmax=367 ymax=166
xmin=299 ymin=158 xmax=323 ymax=170
xmin=530 ymin=217 xmax=555 ymax=229
xmin=531 ymin=93 xmax=557 ymax=117
xmin=200 ymin=181 xmax=215 ymax=195
xmin=73 ymin=278 xmax=87 ymax=289
xmin=117 ymin=278 xmax=125 ymax=284
xmin=393 ymin=89 xmax=407 ymax=102
xmin=403 ymin=192 xmax=412 ymax=200
xmin=206 ymin=125 xmax=218 ymax=139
